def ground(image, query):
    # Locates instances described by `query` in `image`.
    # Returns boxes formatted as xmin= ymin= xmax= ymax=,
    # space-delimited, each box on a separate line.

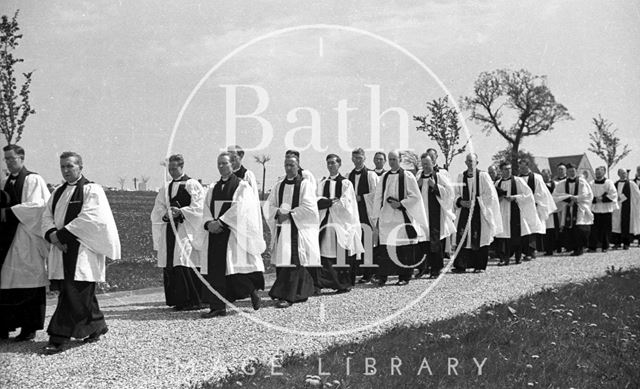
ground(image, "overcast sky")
xmin=3 ymin=0 xmax=639 ymax=188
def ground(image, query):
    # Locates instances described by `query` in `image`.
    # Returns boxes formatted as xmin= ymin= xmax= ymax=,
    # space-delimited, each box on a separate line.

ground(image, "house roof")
xmin=547 ymin=154 xmax=586 ymax=170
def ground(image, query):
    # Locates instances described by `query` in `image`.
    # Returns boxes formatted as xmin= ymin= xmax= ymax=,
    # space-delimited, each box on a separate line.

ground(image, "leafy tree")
xmin=253 ymin=154 xmax=270 ymax=200
xmin=400 ymin=150 xmax=420 ymax=173
xmin=587 ymin=114 xmax=631 ymax=177
xmin=463 ymin=69 xmax=571 ymax=167
xmin=414 ymin=96 xmax=469 ymax=170
xmin=0 ymin=10 xmax=35 ymax=145
xmin=118 ymin=176 xmax=127 ymax=190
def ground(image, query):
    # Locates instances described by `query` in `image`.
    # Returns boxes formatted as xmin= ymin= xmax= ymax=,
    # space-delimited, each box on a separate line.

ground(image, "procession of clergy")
xmin=2 ymin=143 xmax=640 ymax=355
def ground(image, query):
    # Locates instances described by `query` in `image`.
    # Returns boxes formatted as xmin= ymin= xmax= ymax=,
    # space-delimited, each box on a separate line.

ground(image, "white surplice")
xmin=1 ymin=173 xmax=50 ymax=289
xmin=495 ymin=176 xmax=544 ymax=238
xmin=371 ymin=170 xmax=428 ymax=246
xmin=42 ymin=181 xmax=121 ymax=282
xmin=317 ymin=176 xmax=364 ymax=257
xmin=150 ymin=177 xmax=204 ymax=268
xmin=553 ymin=177 xmax=594 ymax=227
xmin=263 ymin=177 xmax=320 ymax=267
xmin=416 ymin=169 xmax=456 ymax=241
xmin=612 ymin=180 xmax=640 ymax=234
xmin=198 ymin=179 xmax=265 ymax=275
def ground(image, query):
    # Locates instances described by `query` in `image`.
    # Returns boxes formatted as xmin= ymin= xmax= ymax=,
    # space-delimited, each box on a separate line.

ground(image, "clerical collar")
xmin=329 ymin=174 xmax=339 ymax=179
xmin=465 ymin=170 xmax=475 ymax=177
xmin=502 ymin=176 xmax=512 ymax=181
xmin=374 ymin=168 xmax=384 ymax=173
xmin=67 ymin=175 xmax=83 ymax=186
xmin=220 ymin=175 xmax=231 ymax=182
xmin=594 ymin=179 xmax=606 ymax=184
xmin=284 ymin=175 xmax=298 ymax=183
xmin=353 ymin=168 xmax=364 ymax=175
xmin=566 ymin=177 xmax=577 ymax=183
xmin=558 ymin=176 xmax=567 ymax=181
xmin=172 ymin=174 xmax=186 ymax=182
xmin=422 ymin=172 xmax=433 ymax=178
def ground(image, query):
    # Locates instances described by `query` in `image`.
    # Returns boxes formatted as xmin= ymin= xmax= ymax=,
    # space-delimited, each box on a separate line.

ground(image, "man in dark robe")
xmin=0 ymin=145 xmax=50 ymax=341
xmin=41 ymin=151 xmax=120 ymax=354
xmin=348 ymin=148 xmax=379 ymax=284
xmin=552 ymin=163 xmax=594 ymax=256
xmin=453 ymin=153 xmax=502 ymax=273
xmin=263 ymin=155 xmax=320 ymax=308
xmin=200 ymin=153 xmax=265 ymax=318
xmin=415 ymin=154 xmax=456 ymax=278
xmin=588 ymin=166 xmax=618 ymax=252
xmin=151 ymin=154 xmax=205 ymax=311
xmin=612 ymin=168 xmax=640 ymax=249
xmin=540 ymin=169 xmax=561 ymax=255
xmin=315 ymin=154 xmax=364 ymax=292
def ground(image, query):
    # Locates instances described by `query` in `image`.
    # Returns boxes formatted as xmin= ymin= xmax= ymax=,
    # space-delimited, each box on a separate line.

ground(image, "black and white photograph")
xmin=1 ymin=1 xmax=639 ymax=388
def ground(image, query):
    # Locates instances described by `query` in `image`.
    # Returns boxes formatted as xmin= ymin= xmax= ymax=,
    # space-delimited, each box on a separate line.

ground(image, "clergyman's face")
xmin=557 ymin=165 xmax=567 ymax=178
xmin=567 ymin=168 xmax=577 ymax=179
xmin=60 ymin=157 xmax=82 ymax=183
xmin=595 ymin=167 xmax=605 ymax=179
xmin=351 ymin=153 xmax=364 ymax=169
xmin=518 ymin=161 xmax=529 ymax=175
xmin=465 ymin=154 xmax=477 ymax=170
xmin=373 ymin=154 xmax=386 ymax=169
xmin=326 ymin=157 xmax=340 ymax=176
xmin=284 ymin=157 xmax=299 ymax=177
xmin=388 ymin=153 xmax=400 ymax=170
xmin=501 ymin=164 xmax=512 ymax=179
xmin=228 ymin=152 xmax=242 ymax=170
xmin=218 ymin=155 xmax=233 ymax=177
xmin=618 ymin=169 xmax=627 ymax=180
xmin=168 ymin=161 xmax=183 ymax=180
xmin=3 ymin=149 xmax=24 ymax=174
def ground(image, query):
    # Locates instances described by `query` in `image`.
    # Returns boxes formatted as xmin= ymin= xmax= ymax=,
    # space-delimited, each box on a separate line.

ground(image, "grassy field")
xmin=201 ymin=267 xmax=640 ymax=388
xmin=100 ymin=190 xmax=273 ymax=293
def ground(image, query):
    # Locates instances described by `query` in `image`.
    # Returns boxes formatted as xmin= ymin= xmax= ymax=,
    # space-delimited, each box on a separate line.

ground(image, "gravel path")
xmin=1 ymin=249 xmax=639 ymax=388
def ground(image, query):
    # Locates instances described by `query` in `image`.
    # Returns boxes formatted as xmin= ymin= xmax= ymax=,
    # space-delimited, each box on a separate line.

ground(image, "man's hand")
xmin=276 ymin=210 xmax=290 ymax=224
xmin=460 ymin=200 xmax=471 ymax=209
xmin=170 ymin=206 xmax=182 ymax=219
xmin=388 ymin=199 xmax=402 ymax=210
xmin=50 ymin=231 xmax=67 ymax=253
xmin=356 ymin=195 xmax=363 ymax=202
xmin=505 ymin=195 xmax=515 ymax=202
xmin=427 ymin=177 xmax=435 ymax=188
xmin=207 ymin=220 xmax=223 ymax=234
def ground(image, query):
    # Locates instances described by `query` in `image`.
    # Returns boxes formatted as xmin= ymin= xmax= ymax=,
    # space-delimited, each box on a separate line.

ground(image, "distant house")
xmin=533 ymin=153 xmax=595 ymax=180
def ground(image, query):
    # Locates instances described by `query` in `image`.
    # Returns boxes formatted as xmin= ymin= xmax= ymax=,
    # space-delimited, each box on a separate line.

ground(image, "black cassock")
xmin=203 ymin=175 xmax=264 ymax=310
xmin=162 ymin=175 xmax=204 ymax=309
xmin=314 ymin=175 xmax=354 ymax=291
xmin=269 ymin=176 xmax=316 ymax=303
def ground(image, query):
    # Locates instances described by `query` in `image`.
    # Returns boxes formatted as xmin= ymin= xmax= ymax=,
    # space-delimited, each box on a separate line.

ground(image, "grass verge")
xmin=198 ymin=266 xmax=640 ymax=388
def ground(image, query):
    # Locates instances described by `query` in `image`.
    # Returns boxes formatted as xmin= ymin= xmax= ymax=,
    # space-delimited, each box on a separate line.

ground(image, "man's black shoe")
xmin=43 ymin=342 xmax=63 ymax=355
xmin=451 ymin=267 xmax=466 ymax=273
xmin=15 ymin=330 xmax=36 ymax=342
xmin=497 ymin=261 xmax=509 ymax=266
xmin=84 ymin=327 xmax=109 ymax=343
xmin=250 ymin=290 xmax=261 ymax=311
xmin=395 ymin=280 xmax=409 ymax=286
xmin=275 ymin=300 xmax=292 ymax=309
xmin=201 ymin=309 xmax=227 ymax=318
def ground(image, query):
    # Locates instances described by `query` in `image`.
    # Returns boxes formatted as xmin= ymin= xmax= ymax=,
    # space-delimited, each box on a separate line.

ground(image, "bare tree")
xmin=588 ymin=114 xmax=631 ymax=177
xmin=463 ymin=69 xmax=572 ymax=167
xmin=140 ymin=175 xmax=150 ymax=190
xmin=414 ymin=96 xmax=469 ymax=170
xmin=0 ymin=10 xmax=35 ymax=146
xmin=117 ymin=176 xmax=126 ymax=190
xmin=253 ymin=154 xmax=271 ymax=200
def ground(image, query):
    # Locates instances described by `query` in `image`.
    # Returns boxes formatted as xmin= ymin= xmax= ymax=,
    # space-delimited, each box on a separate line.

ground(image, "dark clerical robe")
xmin=200 ymin=175 xmax=265 ymax=310
xmin=264 ymin=176 xmax=320 ymax=303
xmin=42 ymin=176 xmax=120 ymax=343
xmin=151 ymin=175 xmax=205 ymax=310
xmin=0 ymin=168 xmax=50 ymax=336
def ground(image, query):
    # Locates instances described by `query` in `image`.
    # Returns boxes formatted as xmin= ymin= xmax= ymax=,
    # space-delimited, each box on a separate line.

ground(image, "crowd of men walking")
xmin=1 ymin=143 xmax=639 ymax=355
